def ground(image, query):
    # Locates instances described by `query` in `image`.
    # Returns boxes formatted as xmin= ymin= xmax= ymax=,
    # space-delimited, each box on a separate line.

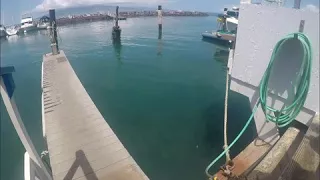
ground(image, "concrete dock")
xmin=42 ymin=51 xmax=148 ymax=180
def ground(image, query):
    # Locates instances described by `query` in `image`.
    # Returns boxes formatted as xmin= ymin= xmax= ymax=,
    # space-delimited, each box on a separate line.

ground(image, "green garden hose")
xmin=205 ymin=32 xmax=313 ymax=178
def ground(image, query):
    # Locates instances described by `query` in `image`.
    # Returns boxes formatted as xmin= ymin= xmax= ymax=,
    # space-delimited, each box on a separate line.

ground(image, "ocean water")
xmin=0 ymin=17 xmax=257 ymax=180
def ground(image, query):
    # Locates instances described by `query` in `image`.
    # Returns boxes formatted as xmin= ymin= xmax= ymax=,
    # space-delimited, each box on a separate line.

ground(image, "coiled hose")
xmin=205 ymin=32 xmax=313 ymax=178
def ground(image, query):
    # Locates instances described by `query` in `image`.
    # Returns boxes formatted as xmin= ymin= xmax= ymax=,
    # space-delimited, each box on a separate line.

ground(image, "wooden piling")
xmin=49 ymin=9 xmax=59 ymax=55
xmin=112 ymin=6 xmax=121 ymax=40
xmin=158 ymin=5 xmax=162 ymax=40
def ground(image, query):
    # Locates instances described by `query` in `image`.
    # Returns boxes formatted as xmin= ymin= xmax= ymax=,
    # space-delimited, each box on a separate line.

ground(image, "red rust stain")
xmin=214 ymin=158 xmax=250 ymax=180
xmin=213 ymin=139 xmax=271 ymax=180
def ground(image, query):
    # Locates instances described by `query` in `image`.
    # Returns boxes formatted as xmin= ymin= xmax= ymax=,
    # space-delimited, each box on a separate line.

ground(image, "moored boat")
xmin=202 ymin=7 xmax=239 ymax=43
xmin=37 ymin=16 xmax=50 ymax=29
xmin=20 ymin=16 xmax=37 ymax=33
xmin=5 ymin=26 xmax=19 ymax=36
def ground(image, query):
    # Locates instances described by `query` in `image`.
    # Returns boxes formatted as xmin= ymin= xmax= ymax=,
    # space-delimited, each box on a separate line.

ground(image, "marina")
xmin=1 ymin=1 xmax=319 ymax=180
xmin=2 ymin=15 xmax=234 ymax=180
xmin=0 ymin=9 xmax=208 ymax=37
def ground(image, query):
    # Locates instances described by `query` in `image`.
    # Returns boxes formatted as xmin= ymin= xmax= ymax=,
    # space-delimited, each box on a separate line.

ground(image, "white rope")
xmin=223 ymin=68 xmax=231 ymax=162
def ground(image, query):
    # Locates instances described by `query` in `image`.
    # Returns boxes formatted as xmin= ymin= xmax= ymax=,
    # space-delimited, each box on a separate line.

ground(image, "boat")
xmin=0 ymin=24 xmax=7 ymax=37
xmin=221 ymin=7 xmax=239 ymax=33
xmin=37 ymin=16 xmax=50 ymax=29
xmin=202 ymin=31 xmax=235 ymax=44
xmin=20 ymin=16 xmax=37 ymax=33
xmin=202 ymin=7 xmax=238 ymax=43
xmin=5 ymin=25 xmax=19 ymax=36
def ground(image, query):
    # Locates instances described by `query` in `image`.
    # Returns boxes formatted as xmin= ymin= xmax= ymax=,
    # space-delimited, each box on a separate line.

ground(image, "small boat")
xmin=202 ymin=7 xmax=239 ymax=43
xmin=0 ymin=24 xmax=7 ymax=37
xmin=220 ymin=7 xmax=239 ymax=33
xmin=202 ymin=31 xmax=235 ymax=44
xmin=5 ymin=26 xmax=19 ymax=36
xmin=37 ymin=16 xmax=50 ymax=29
xmin=20 ymin=16 xmax=37 ymax=33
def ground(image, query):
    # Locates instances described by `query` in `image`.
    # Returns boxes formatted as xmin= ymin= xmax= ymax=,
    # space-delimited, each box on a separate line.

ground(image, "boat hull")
xmin=202 ymin=32 xmax=230 ymax=42
xmin=6 ymin=29 xmax=18 ymax=36
xmin=37 ymin=23 xmax=50 ymax=30
xmin=20 ymin=25 xmax=37 ymax=33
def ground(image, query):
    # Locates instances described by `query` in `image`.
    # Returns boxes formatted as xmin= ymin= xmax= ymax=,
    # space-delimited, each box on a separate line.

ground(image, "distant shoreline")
xmin=56 ymin=11 xmax=209 ymax=26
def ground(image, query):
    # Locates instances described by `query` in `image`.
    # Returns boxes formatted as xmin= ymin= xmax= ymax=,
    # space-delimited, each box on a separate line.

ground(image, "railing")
xmin=24 ymin=152 xmax=49 ymax=180
xmin=0 ymin=67 xmax=52 ymax=180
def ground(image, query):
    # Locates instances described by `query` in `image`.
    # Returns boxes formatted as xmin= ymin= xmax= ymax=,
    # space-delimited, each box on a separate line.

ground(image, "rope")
xmin=205 ymin=32 xmax=313 ymax=179
xmin=223 ymin=68 xmax=231 ymax=163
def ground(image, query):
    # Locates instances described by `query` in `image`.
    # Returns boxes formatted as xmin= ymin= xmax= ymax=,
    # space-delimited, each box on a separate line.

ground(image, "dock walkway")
xmin=42 ymin=51 xmax=148 ymax=180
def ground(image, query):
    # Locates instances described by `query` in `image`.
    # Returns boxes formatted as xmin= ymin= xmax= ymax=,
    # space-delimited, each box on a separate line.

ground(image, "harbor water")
xmin=0 ymin=16 xmax=257 ymax=180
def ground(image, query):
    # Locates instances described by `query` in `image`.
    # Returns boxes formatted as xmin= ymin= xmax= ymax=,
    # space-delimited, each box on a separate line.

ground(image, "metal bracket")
xmin=299 ymin=20 xmax=305 ymax=32
xmin=294 ymin=20 xmax=305 ymax=39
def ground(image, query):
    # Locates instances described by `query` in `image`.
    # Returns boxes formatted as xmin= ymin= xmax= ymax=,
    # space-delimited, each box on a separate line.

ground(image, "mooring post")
xmin=49 ymin=9 xmax=59 ymax=55
xmin=115 ymin=6 xmax=119 ymax=28
xmin=158 ymin=5 xmax=163 ymax=39
xmin=112 ymin=6 xmax=121 ymax=40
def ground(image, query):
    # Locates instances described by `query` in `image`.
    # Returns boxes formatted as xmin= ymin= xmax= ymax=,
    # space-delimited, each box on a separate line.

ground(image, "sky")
xmin=0 ymin=0 xmax=319 ymax=25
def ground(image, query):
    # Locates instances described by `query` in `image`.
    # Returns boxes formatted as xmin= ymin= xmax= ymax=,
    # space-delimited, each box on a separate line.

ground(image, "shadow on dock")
xmin=63 ymin=150 xmax=98 ymax=180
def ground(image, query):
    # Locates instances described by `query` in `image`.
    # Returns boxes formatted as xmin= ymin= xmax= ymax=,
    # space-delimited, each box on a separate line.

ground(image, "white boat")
xmin=5 ymin=26 xmax=19 ymax=36
xmin=37 ymin=22 xmax=50 ymax=29
xmin=0 ymin=24 xmax=7 ymax=37
xmin=37 ymin=16 xmax=50 ymax=29
xmin=21 ymin=17 xmax=37 ymax=33
xmin=224 ymin=7 xmax=239 ymax=33
xmin=201 ymin=6 xmax=239 ymax=42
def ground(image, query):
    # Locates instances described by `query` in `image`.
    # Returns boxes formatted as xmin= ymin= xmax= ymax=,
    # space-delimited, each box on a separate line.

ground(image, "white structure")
xmin=0 ymin=67 xmax=52 ymax=180
xmin=229 ymin=4 xmax=319 ymax=144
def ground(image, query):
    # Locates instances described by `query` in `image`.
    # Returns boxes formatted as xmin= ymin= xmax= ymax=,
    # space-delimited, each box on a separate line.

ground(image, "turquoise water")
xmin=1 ymin=17 xmax=256 ymax=180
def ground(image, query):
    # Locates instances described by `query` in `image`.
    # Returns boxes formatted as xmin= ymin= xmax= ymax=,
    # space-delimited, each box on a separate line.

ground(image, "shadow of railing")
xmin=63 ymin=150 xmax=98 ymax=180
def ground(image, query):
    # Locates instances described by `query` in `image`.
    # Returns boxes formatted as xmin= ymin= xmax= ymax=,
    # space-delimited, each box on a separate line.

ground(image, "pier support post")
xmin=49 ymin=9 xmax=59 ymax=55
xmin=112 ymin=6 xmax=121 ymax=40
xmin=158 ymin=5 xmax=163 ymax=39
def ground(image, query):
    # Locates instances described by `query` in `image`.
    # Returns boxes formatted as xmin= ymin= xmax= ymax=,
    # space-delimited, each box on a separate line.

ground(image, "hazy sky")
xmin=1 ymin=0 xmax=319 ymax=24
